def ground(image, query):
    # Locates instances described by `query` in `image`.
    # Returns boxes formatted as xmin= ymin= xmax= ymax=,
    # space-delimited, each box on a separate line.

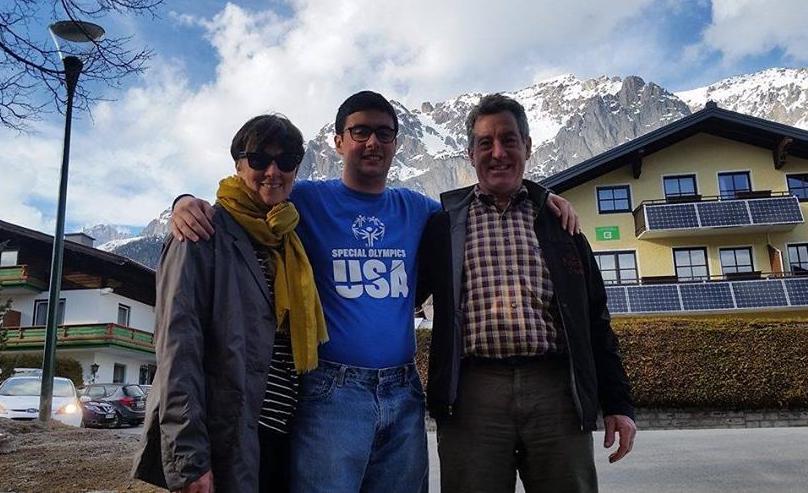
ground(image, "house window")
xmin=113 ymin=364 xmax=126 ymax=384
xmin=788 ymin=243 xmax=808 ymax=273
xmin=594 ymin=251 xmax=638 ymax=285
xmin=139 ymin=364 xmax=156 ymax=385
xmin=787 ymin=174 xmax=808 ymax=201
xmin=674 ymin=248 xmax=709 ymax=281
xmin=596 ymin=186 xmax=632 ymax=214
xmin=0 ymin=249 xmax=18 ymax=267
xmin=663 ymin=175 xmax=697 ymax=198
xmin=33 ymin=299 xmax=65 ymax=326
xmin=720 ymin=247 xmax=754 ymax=274
xmin=718 ymin=172 xmax=751 ymax=199
xmin=117 ymin=304 xmax=131 ymax=327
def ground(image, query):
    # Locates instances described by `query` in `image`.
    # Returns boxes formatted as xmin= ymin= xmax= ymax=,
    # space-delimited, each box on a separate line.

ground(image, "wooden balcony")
xmin=0 ymin=264 xmax=46 ymax=293
xmin=1 ymin=323 xmax=155 ymax=354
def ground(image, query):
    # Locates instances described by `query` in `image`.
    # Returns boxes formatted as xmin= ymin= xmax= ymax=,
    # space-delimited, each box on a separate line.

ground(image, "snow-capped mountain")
xmin=101 ymin=67 xmax=808 ymax=269
xmin=91 ymin=208 xmax=172 ymax=268
xmin=80 ymin=224 xmax=134 ymax=246
xmin=102 ymin=235 xmax=165 ymax=268
xmin=676 ymin=68 xmax=808 ymax=129
xmin=299 ymin=74 xmax=692 ymax=195
xmin=140 ymin=208 xmax=172 ymax=237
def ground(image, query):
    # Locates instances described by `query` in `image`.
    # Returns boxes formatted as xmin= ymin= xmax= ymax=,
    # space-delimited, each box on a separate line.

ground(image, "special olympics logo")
xmin=352 ymin=215 xmax=385 ymax=247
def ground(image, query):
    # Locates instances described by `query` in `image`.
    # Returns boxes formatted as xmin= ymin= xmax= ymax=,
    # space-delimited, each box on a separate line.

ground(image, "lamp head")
xmin=48 ymin=21 xmax=105 ymax=62
xmin=49 ymin=21 xmax=105 ymax=43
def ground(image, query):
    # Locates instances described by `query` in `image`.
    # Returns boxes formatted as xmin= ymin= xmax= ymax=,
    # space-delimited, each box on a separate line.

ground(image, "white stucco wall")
xmin=6 ymin=289 xmax=154 ymax=332
xmin=89 ymin=352 xmax=152 ymax=385
xmin=61 ymin=350 xmax=153 ymax=385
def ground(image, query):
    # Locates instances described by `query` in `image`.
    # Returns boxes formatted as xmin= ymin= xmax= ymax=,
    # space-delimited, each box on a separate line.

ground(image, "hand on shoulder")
xmin=171 ymin=196 xmax=215 ymax=242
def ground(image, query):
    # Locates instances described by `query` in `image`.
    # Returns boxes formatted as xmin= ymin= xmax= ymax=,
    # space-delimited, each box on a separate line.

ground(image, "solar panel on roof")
xmin=627 ymin=285 xmax=681 ymax=312
xmin=645 ymin=204 xmax=699 ymax=230
xmin=680 ymin=283 xmax=735 ymax=310
xmin=784 ymin=278 xmax=808 ymax=306
xmin=697 ymin=201 xmax=750 ymax=227
xmin=604 ymin=287 xmax=628 ymax=313
xmin=748 ymin=198 xmax=803 ymax=224
xmin=732 ymin=280 xmax=788 ymax=308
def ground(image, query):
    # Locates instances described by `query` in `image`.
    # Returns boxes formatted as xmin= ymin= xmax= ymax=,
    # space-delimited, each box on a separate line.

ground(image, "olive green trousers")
xmin=436 ymin=356 xmax=598 ymax=493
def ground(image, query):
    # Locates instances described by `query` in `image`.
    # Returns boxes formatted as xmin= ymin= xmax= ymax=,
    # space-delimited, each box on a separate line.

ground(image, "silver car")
xmin=0 ymin=376 xmax=83 ymax=427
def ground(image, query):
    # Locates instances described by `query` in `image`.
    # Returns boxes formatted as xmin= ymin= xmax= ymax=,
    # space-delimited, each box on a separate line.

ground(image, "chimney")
xmin=65 ymin=232 xmax=95 ymax=247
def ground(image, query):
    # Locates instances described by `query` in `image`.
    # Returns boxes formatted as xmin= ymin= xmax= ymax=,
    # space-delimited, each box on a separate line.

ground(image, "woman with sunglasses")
xmin=133 ymin=114 xmax=327 ymax=493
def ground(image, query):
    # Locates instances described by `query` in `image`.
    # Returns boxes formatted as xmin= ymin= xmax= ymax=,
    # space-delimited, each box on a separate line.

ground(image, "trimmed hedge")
xmin=0 ymin=353 xmax=84 ymax=388
xmin=415 ymin=318 xmax=808 ymax=409
xmin=614 ymin=318 xmax=808 ymax=409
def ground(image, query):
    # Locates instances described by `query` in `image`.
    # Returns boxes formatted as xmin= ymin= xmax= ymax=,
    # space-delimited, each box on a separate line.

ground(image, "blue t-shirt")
xmin=290 ymin=179 xmax=440 ymax=368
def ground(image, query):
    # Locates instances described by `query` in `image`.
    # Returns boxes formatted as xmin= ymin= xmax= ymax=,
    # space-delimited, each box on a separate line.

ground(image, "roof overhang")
xmin=542 ymin=104 xmax=808 ymax=193
xmin=0 ymin=220 xmax=155 ymax=306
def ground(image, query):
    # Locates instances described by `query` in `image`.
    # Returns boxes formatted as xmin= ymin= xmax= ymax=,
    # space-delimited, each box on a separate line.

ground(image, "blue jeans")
xmin=290 ymin=360 xmax=429 ymax=493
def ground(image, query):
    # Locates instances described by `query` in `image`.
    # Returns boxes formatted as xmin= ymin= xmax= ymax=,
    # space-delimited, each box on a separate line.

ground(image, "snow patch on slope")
xmin=676 ymin=68 xmax=808 ymax=129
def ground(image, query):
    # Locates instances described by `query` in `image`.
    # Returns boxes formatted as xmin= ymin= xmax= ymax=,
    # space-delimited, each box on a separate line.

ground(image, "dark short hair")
xmin=230 ymin=114 xmax=305 ymax=164
xmin=465 ymin=93 xmax=530 ymax=150
xmin=334 ymin=90 xmax=399 ymax=134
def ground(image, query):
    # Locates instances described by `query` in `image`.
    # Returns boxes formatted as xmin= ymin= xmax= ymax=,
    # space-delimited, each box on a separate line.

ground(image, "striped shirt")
xmin=254 ymin=246 xmax=299 ymax=435
xmin=460 ymin=185 xmax=565 ymax=358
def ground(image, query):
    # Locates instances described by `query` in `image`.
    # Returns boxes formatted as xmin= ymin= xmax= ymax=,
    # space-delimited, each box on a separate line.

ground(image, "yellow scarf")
xmin=216 ymin=175 xmax=328 ymax=373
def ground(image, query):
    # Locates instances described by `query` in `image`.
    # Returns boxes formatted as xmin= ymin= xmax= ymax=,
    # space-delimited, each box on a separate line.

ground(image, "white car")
xmin=0 ymin=376 xmax=83 ymax=427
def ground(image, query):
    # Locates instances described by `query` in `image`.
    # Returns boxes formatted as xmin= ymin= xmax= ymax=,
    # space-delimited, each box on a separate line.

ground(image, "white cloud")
xmin=702 ymin=0 xmax=808 ymax=62
xmin=0 ymin=126 xmax=62 ymax=232
xmin=2 ymin=0 xmax=682 ymax=232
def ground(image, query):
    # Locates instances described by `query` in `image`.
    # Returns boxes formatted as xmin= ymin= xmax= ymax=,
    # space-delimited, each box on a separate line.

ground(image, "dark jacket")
xmin=132 ymin=206 xmax=276 ymax=492
xmin=417 ymin=180 xmax=634 ymax=431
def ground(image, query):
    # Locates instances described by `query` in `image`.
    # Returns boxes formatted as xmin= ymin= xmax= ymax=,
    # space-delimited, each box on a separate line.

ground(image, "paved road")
xmin=121 ymin=425 xmax=808 ymax=492
xmin=429 ymin=428 xmax=808 ymax=493
xmin=117 ymin=423 xmax=143 ymax=435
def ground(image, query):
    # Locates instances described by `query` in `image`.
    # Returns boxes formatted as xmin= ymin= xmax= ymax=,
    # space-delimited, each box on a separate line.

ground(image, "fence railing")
xmin=1 ymin=323 xmax=154 ymax=352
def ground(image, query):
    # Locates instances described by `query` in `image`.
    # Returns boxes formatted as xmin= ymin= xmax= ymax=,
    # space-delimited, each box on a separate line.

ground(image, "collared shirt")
xmin=460 ymin=185 xmax=565 ymax=358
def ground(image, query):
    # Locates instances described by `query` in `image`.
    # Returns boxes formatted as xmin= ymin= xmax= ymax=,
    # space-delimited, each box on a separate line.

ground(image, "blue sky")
xmin=2 ymin=0 xmax=807 ymax=235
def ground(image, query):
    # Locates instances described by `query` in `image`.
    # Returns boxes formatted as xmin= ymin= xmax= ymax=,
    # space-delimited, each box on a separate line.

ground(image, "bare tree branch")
xmin=0 ymin=0 xmax=163 ymax=130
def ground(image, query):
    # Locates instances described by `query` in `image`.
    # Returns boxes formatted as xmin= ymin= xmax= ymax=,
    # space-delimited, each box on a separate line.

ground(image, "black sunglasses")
xmin=238 ymin=151 xmax=301 ymax=172
xmin=344 ymin=125 xmax=397 ymax=144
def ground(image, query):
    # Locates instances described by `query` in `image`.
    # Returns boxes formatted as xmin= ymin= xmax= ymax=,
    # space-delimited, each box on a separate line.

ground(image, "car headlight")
xmin=56 ymin=403 xmax=79 ymax=414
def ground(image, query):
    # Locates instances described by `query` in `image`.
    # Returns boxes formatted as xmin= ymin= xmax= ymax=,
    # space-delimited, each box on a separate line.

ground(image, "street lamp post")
xmin=39 ymin=20 xmax=105 ymax=423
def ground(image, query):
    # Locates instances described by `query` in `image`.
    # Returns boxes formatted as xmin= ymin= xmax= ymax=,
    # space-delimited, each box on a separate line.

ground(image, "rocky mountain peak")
xmin=140 ymin=208 xmax=172 ymax=237
xmin=80 ymin=224 xmax=134 ymax=246
xmin=676 ymin=68 xmax=808 ymax=129
xmin=105 ymin=67 xmax=808 ymax=270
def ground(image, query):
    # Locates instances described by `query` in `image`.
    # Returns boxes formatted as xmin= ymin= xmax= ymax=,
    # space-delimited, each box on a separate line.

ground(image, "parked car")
xmin=139 ymin=384 xmax=152 ymax=398
xmin=80 ymin=383 xmax=146 ymax=427
xmin=78 ymin=397 xmax=117 ymax=428
xmin=0 ymin=376 xmax=82 ymax=427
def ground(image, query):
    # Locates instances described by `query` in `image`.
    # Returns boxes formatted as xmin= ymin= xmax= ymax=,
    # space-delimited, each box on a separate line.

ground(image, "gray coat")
xmin=132 ymin=206 xmax=276 ymax=492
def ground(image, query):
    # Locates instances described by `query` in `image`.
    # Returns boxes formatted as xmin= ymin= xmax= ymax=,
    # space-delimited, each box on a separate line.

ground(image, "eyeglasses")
xmin=238 ymin=151 xmax=301 ymax=172
xmin=344 ymin=125 xmax=397 ymax=144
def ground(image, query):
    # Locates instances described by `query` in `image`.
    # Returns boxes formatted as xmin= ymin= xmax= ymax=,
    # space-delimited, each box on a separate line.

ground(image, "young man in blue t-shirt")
xmin=172 ymin=91 xmax=579 ymax=492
